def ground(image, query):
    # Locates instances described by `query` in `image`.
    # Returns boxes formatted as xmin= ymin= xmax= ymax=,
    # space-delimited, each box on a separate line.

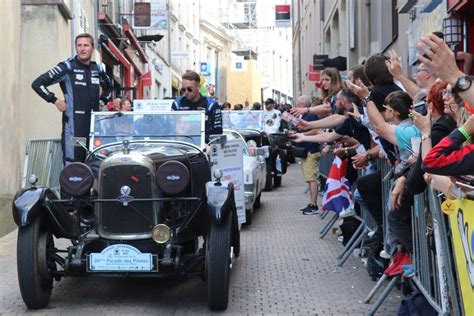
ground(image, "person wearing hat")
xmin=262 ymin=98 xmax=281 ymax=134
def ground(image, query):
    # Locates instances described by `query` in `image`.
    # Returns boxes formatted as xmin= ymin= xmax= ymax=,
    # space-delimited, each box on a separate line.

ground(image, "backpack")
xmin=397 ymin=291 xmax=437 ymax=316
xmin=339 ymin=216 xmax=361 ymax=246
xmin=366 ymin=243 xmax=389 ymax=281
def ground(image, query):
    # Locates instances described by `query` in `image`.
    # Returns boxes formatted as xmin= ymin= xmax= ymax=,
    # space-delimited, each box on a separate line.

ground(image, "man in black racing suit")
xmin=171 ymin=71 xmax=222 ymax=143
xmin=32 ymin=33 xmax=112 ymax=163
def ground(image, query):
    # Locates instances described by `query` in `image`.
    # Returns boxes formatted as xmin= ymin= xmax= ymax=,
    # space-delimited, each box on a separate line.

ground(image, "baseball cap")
xmin=264 ymin=98 xmax=275 ymax=105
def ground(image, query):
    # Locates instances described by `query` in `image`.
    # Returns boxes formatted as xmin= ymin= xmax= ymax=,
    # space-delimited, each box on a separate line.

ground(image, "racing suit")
xmin=32 ymin=56 xmax=112 ymax=163
xmin=172 ymin=95 xmax=222 ymax=143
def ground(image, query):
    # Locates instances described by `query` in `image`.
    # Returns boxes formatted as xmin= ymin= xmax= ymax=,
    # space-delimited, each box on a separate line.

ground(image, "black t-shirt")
xmin=334 ymin=115 xmax=371 ymax=150
xmin=370 ymin=84 xmax=402 ymax=112
xmin=299 ymin=113 xmax=320 ymax=153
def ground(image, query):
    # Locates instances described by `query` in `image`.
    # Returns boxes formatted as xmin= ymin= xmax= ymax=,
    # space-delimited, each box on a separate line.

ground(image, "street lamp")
xmin=442 ymin=16 xmax=463 ymax=48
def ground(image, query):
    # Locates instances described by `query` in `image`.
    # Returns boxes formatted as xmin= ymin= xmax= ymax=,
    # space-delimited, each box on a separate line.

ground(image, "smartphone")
xmin=455 ymin=181 xmax=474 ymax=191
xmin=281 ymin=111 xmax=300 ymax=126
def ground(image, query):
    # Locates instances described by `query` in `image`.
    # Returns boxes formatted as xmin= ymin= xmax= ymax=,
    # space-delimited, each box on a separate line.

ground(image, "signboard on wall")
xmin=275 ymin=5 xmax=291 ymax=28
xmin=133 ymin=0 xmax=168 ymax=30
xmin=313 ymin=54 xmax=328 ymax=70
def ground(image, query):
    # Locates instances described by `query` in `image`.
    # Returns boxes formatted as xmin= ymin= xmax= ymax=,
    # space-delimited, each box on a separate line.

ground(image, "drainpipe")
xmin=71 ymin=0 xmax=77 ymax=55
xmin=297 ymin=0 xmax=302 ymax=96
xmin=365 ymin=0 xmax=371 ymax=56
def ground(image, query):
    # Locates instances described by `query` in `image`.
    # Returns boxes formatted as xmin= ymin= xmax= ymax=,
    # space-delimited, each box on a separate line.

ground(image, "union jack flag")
xmin=322 ymin=156 xmax=353 ymax=213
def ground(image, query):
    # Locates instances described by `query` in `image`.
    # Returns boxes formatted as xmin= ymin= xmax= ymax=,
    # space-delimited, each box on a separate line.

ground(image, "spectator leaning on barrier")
xmin=293 ymin=95 xmax=321 ymax=215
xmin=414 ymin=33 xmax=474 ymax=177
xmin=404 ymin=81 xmax=458 ymax=194
xmin=349 ymin=80 xmax=420 ymax=255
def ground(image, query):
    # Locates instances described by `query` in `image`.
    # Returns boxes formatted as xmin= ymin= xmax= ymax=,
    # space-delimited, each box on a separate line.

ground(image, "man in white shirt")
xmin=262 ymin=98 xmax=281 ymax=134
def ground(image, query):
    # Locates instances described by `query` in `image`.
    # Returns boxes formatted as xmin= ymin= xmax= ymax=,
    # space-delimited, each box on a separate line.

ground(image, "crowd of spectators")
xmin=288 ymin=32 xmax=474 ymax=289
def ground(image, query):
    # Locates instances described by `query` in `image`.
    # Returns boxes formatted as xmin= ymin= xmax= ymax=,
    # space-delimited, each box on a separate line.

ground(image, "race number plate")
xmin=88 ymin=244 xmax=153 ymax=272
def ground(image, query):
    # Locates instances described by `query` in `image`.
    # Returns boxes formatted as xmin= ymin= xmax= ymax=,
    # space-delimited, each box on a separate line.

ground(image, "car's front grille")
xmin=99 ymin=164 xmax=157 ymax=236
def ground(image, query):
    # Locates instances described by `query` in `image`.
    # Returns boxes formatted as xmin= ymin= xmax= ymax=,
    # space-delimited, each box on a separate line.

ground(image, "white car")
xmin=223 ymin=129 xmax=267 ymax=225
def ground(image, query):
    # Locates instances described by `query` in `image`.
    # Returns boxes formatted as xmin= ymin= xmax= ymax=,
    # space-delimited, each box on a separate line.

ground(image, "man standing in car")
xmin=262 ymin=98 xmax=281 ymax=134
xmin=172 ymin=71 xmax=222 ymax=143
xmin=32 ymin=33 xmax=112 ymax=163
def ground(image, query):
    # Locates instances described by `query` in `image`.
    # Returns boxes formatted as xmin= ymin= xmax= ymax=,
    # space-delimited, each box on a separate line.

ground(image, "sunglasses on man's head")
xmin=180 ymin=86 xmax=195 ymax=93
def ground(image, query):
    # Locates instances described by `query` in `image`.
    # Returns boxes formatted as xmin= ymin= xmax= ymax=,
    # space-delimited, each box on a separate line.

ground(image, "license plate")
xmin=88 ymin=244 xmax=153 ymax=272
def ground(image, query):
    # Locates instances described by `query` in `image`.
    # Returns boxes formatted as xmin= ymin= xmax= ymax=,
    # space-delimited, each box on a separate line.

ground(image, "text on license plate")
xmin=88 ymin=244 xmax=153 ymax=272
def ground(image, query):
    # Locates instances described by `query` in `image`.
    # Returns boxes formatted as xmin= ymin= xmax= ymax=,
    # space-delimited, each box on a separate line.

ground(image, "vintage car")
xmin=12 ymin=111 xmax=240 ymax=311
xmin=222 ymin=110 xmax=287 ymax=191
xmin=222 ymin=129 xmax=267 ymax=225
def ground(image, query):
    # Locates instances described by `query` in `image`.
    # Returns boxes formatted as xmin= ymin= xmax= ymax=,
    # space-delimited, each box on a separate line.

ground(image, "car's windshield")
xmin=222 ymin=110 xmax=263 ymax=131
xmin=90 ymin=111 xmax=205 ymax=150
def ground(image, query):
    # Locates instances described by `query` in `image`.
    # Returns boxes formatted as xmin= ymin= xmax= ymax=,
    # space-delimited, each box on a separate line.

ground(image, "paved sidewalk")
xmin=0 ymin=162 xmax=401 ymax=315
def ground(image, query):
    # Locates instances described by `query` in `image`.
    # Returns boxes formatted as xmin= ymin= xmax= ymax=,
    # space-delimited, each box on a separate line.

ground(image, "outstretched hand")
xmin=290 ymin=133 xmax=305 ymax=143
xmin=416 ymin=33 xmax=464 ymax=85
xmin=291 ymin=107 xmax=308 ymax=116
xmin=346 ymin=79 xmax=370 ymax=100
xmin=385 ymin=49 xmax=402 ymax=79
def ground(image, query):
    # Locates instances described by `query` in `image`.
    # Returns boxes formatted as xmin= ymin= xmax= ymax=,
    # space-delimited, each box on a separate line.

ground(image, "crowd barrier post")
xmin=337 ymin=167 xmax=378 ymax=267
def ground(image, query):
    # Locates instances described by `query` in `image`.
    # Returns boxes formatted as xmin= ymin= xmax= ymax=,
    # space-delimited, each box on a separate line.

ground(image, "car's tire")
xmin=17 ymin=215 xmax=55 ymax=309
xmin=254 ymin=192 xmax=262 ymax=209
xmin=274 ymin=175 xmax=282 ymax=187
xmin=287 ymin=150 xmax=295 ymax=164
xmin=264 ymin=163 xmax=273 ymax=191
xmin=207 ymin=215 xmax=232 ymax=311
xmin=244 ymin=207 xmax=253 ymax=226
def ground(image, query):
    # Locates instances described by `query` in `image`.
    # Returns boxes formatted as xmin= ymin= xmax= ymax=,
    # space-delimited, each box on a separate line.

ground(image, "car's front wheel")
xmin=274 ymin=175 xmax=282 ymax=187
xmin=244 ymin=207 xmax=253 ymax=226
xmin=254 ymin=192 xmax=262 ymax=209
xmin=17 ymin=215 xmax=55 ymax=309
xmin=206 ymin=214 xmax=232 ymax=310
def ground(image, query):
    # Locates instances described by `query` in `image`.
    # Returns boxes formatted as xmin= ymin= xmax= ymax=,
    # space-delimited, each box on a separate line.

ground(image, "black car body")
xmin=222 ymin=110 xmax=287 ymax=191
xmin=12 ymin=111 xmax=240 ymax=311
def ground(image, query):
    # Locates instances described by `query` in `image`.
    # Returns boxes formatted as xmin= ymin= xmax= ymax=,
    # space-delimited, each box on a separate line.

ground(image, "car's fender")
xmin=12 ymin=187 xmax=78 ymax=239
xmin=206 ymin=181 xmax=236 ymax=226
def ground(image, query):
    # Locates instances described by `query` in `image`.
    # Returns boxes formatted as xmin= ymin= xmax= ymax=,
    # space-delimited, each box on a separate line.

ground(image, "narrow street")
xmin=0 ymin=162 xmax=400 ymax=315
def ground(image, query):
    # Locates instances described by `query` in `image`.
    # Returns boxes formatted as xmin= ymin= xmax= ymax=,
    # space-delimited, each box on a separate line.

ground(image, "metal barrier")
xmin=22 ymin=139 xmax=63 ymax=196
xmin=409 ymin=188 xmax=461 ymax=315
xmin=337 ymin=167 xmax=379 ymax=267
xmin=360 ymin=159 xmax=462 ymax=315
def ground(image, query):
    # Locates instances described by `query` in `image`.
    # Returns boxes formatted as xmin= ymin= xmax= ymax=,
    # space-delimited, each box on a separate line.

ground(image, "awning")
xmin=106 ymin=39 xmax=132 ymax=87
xmin=123 ymin=24 xmax=148 ymax=64
xmin=137 ymin=34 xmax=164 ymax=42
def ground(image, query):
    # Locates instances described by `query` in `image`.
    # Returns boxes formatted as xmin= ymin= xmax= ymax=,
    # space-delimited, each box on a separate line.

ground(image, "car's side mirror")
xmin=70 ymin=137 xmax=87 ymax=149
xmin=256 ymin=146 xmax=270 ymax=158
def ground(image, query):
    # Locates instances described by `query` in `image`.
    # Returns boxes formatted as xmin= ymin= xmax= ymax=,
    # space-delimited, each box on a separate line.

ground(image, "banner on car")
xmin=210 ymin=140 xmax=245 ymax=224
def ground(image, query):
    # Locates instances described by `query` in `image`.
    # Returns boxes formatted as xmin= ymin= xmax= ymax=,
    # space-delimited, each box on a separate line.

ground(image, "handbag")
xmin=292 ymin=145 xmax=308 ymax=158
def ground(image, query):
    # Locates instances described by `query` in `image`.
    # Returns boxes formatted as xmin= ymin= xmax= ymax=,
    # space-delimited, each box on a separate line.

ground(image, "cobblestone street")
xmin=0 ymin=163 xmax=401 ymax=315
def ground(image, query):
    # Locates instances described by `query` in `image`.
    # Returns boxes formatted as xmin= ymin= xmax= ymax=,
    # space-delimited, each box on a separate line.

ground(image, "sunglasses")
xmin=180 ymin=86 xmax=195 ymax=93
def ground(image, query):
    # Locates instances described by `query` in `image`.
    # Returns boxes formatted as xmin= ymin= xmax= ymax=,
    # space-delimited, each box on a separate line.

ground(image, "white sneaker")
xmin=339 ymin=208 xmax=355 ymax=218
xmin=337 ymin=236 xmax=344 ymax=242
xmin=367 ymin=230 xmax=376 ymax=238
xmin=379 ymin=249 xmax=391 ymax=259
